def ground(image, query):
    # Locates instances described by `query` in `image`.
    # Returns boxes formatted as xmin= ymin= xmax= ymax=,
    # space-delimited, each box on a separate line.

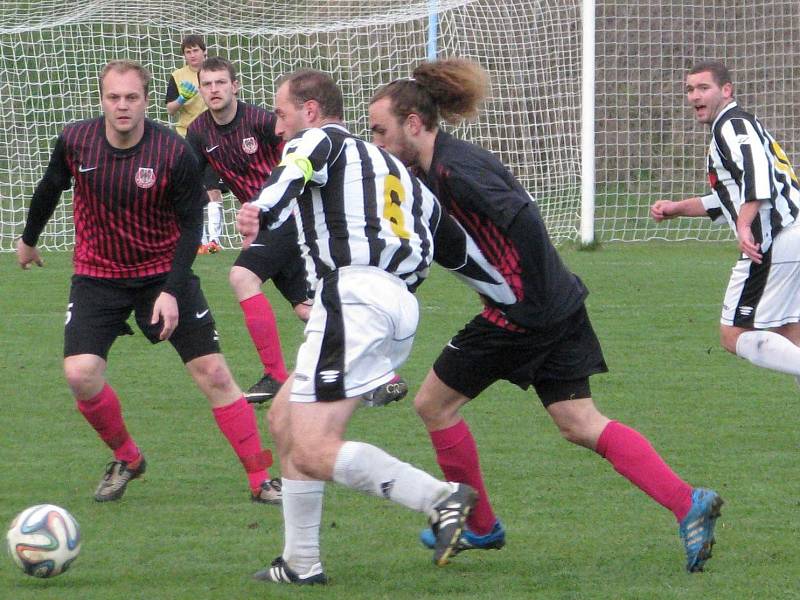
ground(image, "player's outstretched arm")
xmin=650 ymin=197 xmax=707 ymax=221
xmin=16 ymin=238 xmax=44 ymax=269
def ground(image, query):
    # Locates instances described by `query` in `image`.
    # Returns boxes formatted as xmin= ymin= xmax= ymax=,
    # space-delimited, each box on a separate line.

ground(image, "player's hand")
xmin=650 ymin=200 xmax=677 ymax=222
xmin=737 ymin=225 xmax=763 ymax=264
xmin=237 ymin=202 xmax=261 ymax=249
xmin=177 ymin=81 xmax=198 ymax=104
xmin=16 ymin=238 xmax=44 ymax=269
xmin=151 ymin=291 xmax=179 ymax=340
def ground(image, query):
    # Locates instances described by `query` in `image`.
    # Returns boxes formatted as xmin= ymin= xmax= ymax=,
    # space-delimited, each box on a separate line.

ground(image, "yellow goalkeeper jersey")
xmin=169 ymin=64 xmax=207 ymax=137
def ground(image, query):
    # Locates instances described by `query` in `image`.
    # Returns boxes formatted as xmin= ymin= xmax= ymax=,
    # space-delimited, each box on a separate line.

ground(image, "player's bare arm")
xmin=650 ymin=197 xmax=706 ymax=221
xmin=15 ymin=237 xmax=44 ymax=269
xmin=736 ymin=200 xmax=763 ymax=263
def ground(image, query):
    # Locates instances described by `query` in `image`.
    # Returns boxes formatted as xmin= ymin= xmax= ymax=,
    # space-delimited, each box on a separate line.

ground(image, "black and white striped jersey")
xmin=700 ymin=101 xmax=800 ymax=252
xmin=251 ymin=123 xmax=438 ymax=291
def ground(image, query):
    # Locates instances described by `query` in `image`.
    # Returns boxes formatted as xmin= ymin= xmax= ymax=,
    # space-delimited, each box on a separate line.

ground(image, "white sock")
xmin=281 ymin=479 xmax=325 ymax=574
xmin=735 ymin=330 xmax=800 ymax=376
xmin=207 ymin=200 xmax=222 ymax=243
xmin=333 ymin=441 xmax=452 ymax=513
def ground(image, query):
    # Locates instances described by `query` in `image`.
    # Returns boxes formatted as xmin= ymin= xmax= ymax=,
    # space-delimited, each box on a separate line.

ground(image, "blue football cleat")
xmin=679 ymin=488 xmax=723 ymax=572
xmin=420 ymin=519 xmax=506 ymax=556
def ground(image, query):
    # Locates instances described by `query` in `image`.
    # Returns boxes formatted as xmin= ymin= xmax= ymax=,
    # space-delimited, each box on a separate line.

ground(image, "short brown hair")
xmin=277 ymin=69 xmax=343 ymax=120
xmin=200 ymin=56 xmax=237 ymax=82
xmin=688 ymin=60 xmax=732 ymax=87
xmin=371 ymin=58 xmax=489 ymax=130
xmin=99 ymin=60 xmax=151 ymax=96
xmin=181 ymin=35 xmax=206 ymax=53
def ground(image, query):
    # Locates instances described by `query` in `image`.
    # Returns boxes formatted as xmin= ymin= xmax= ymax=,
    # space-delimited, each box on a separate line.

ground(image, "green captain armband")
xmin=280 ymin=154 xmax=313 ymax=183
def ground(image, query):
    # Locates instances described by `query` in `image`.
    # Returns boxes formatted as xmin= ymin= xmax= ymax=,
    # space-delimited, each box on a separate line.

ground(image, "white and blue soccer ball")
xmin=6 ymin=504 xmax=81 ymax=578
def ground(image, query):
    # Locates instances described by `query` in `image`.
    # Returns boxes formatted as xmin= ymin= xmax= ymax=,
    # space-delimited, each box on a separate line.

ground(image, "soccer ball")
xmin=6 ymin=504 xmax=81 ymax=578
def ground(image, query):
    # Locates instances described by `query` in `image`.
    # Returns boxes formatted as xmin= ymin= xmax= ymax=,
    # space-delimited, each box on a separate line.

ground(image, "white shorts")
xmin=721 ymin=222 xmax=800 ymax=328
xmin=290 ymin=265 xmax=418 ymax=402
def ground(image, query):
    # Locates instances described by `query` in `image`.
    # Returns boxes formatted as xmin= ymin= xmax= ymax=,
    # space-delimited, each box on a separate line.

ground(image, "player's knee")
xmin=290 ymin=442 xmax=326 ymax=479
xmin=413 ymin=392 xmax=457 ymax=429
xmin=293 ymin=301 xmax=312 ymax=322
xmin=192 ymin=356 xmax=235 ymax=393
xmin=63 ymin=361 xmax=104 ymax=399
xmin=719 ymin=326 xmax=740 ymax=354
xmin=555 ymin=420 xmax=591 ymax=446
xmin=548 ymin=400 xmax=606 ymax=448
xmin=228 ymin=266 xmax=261 ymax=297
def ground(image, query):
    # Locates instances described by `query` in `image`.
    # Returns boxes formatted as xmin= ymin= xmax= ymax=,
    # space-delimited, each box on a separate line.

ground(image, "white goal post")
xmin=2 ymin=0 xmax=799 ymax=252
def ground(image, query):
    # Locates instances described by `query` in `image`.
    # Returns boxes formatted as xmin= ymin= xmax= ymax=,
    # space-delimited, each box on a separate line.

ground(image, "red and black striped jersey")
xmin=22 ymin=117 xmax=204 ymax=295
xmin=186 ymin=101 xmax=284 ymax=203
xmin=423 ymin=131 xmax=587 ymax=331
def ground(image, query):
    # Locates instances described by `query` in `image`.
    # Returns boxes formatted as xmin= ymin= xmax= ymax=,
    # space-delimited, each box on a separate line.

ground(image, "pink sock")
xmin=240 ymin=294 xmax=288 ymax=382
xmin=596 ymin=421 xmax=693 ymax=522
xmin=430 ymin=420 xmax=497 ymax=535
xmin=76 ymin=384 xmax=140 ymax=463
xmin=212 ymin=396 xmax=272 ymax=491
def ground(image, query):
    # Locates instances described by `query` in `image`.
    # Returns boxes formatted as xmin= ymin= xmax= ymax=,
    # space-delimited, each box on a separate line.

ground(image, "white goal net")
xmin=594 ymin=0 xmax=800 ymax=243
xmin=4 ymin=0 xmax=800 ymax=252
xmin=0 ymin=0 xmax=582 ymax=252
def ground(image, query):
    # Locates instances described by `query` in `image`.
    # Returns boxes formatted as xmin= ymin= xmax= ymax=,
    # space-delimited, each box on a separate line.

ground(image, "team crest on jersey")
xmin=242 ymin=137 xmax=258 ymax=154
xmin=135 ymin=167 xmax=156 ymax=189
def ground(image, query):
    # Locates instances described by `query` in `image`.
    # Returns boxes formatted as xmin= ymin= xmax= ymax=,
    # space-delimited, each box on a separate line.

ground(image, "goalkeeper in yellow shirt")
xmin=165 ymin=34 xmax=226 ymax=254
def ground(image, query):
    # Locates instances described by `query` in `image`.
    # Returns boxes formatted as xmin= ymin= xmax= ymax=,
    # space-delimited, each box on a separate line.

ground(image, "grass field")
xmin=2 ymin=242 xmax=799 ymax=599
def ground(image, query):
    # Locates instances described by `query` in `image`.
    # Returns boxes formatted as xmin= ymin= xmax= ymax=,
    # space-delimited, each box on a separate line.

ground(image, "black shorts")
xmin=64 ymin=273 xmax=220 ymax=363
xmin=234 ymin=219 xmax=311 ymax=306
xmin=202 ymin=164 xmax=230 ymax=194
xmin=433 ymin=305 xmax=608 ymax=406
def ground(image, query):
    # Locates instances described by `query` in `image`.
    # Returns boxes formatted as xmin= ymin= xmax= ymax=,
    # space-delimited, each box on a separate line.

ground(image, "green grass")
xmin=2 ymin=243 xmax=799 ymax=599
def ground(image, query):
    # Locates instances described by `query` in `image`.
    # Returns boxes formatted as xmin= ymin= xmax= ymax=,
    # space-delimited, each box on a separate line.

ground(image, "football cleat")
xmin=206 ymin=241 xmax=221 ymax=254
xmin=251 ymin=478 xmax=282 ymax=505
xmin=361 ymin=375 xmax=409 ymax=407
xmin=420 ymin=519 xmax=506 ymax=555
xmin=253 ymin=556 xmax=328 ymax=585
xmin=679 ymin=487 xmax=723 ymax=572
xmin=245 ymin=374 xmax=283 ymax=404
xmin=428 ymin=483 xmax=478 ymax=566
xmin=94 ymin=455 xmax=147 ymax=502
xmin=197 ymin=244 xmax=208 ymax=255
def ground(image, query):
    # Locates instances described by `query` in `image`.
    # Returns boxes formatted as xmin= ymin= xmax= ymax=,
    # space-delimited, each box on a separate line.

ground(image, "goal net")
xmin=4 ymin=1 xmax=798 ymax=252
xmin=0 ymin=0 xmax=582 ymax=252
xmin=594 ymin=0 xmax=800 ymax=242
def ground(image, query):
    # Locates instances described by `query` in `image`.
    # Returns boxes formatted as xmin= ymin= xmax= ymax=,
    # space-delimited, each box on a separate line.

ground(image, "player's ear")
xmin=304 ymin=99 xmax=320 ymax=123
xmin=405 ymin=113 xmax=423 ymax=135
xmin=722 ymin=82 xmax=733 ymax=99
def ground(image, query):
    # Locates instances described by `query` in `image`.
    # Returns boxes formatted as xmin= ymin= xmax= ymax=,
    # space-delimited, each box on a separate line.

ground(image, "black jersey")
xmin=186 ymin=101 xmax=284 ymax=203
xmin=22 ymin=117 xmax=204 ymax=295
xmin=425 ymin=131 xmax=587 ymax=330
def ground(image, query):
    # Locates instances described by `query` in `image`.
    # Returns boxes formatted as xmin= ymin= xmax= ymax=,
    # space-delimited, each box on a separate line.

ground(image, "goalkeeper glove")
xmin=176 ymin=80 xmax=198 ymax=105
